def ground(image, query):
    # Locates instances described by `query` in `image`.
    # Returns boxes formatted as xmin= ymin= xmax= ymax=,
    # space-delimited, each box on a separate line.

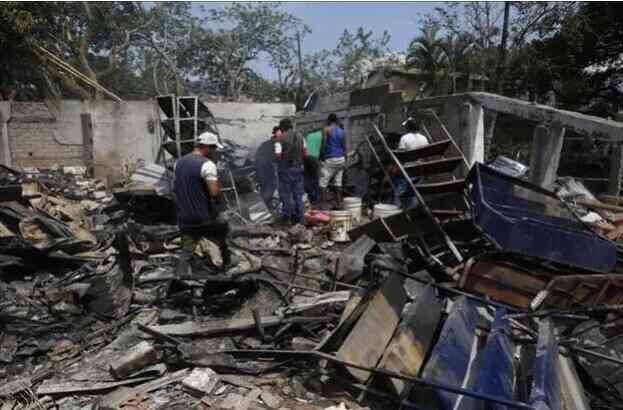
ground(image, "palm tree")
xmin=442 ymin=33 xmax=477 ymax=93
xmin=406 ymin=25 xmax=449 ymax=95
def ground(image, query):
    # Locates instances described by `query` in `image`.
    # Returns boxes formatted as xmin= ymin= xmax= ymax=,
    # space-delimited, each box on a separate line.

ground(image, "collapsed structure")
xmin=1 ymin=86 xmax=623 ymax=410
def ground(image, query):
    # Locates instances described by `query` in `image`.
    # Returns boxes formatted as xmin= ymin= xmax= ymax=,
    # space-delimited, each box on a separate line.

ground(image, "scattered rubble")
xmin=3 ymin=146 xmax=623 ymax=410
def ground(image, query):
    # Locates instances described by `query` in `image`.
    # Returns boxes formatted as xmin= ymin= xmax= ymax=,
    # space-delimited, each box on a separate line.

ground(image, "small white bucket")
xmin=329 ymin=210 xmax=352 ymax=242
xmin=343 ymin=197 xmax=362 ymax=221
xmin=374 ymin=204 xmax=401 ymax=219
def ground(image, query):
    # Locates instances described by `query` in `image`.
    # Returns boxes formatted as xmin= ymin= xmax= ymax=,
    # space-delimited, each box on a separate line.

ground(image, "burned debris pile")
xmin=2 ymin=140 xmax=623 ymax=410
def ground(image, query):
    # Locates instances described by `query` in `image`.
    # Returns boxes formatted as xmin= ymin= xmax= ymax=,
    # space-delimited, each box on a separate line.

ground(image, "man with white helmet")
xmin=174 ymin=131 xmax=230 ymax=268
xmin=393 ymin=117 xmax=429 ymax=209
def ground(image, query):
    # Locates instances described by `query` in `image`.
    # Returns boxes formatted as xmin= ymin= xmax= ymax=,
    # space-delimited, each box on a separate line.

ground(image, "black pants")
xmin=180 ymin=220 xmax=231 ymax=267
xmin=304 ymin=156 xmax=320 ymax=204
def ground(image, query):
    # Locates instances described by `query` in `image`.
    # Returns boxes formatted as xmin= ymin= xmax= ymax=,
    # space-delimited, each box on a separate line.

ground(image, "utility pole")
xmin=296 ymin=31 xmax=304 ymax=110
xmin=495 ymin=1 xmax=511 ymax=94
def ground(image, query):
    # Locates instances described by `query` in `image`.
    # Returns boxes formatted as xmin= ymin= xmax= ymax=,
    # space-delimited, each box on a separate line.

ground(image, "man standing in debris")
xmin=255 ymin=126 xmax=282 ymax=212
xmin=393 ymin=117 xmax=429 ymax=209
xmin=174 ymin=131 xmax=231 ymax=268
xmin=274 ymin=118 xmax=307 ymax=225
xmin=319 ymin=113 xmax=347 ymax=209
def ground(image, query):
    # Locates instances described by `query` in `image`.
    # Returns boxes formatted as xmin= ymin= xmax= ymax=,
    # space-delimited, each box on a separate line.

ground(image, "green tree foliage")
xmin=136 ymin=2 xmax=201 ymax=96
xmin=0 ymin=2 xmax=157 ymax=100
xmin=406 ymin=24 xmax=449 ymax=95
xmin=0 ymin=2 xmax=67 ymax=100
xmin=524 ymin=2 xmax=623 ymax=111
xmin=188 ymin=2 xmax=308 ymax=101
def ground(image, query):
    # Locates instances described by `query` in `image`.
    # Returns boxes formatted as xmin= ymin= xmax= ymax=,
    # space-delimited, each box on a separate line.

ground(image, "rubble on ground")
xmin=2 ymin=159 xmax=623 ymax=410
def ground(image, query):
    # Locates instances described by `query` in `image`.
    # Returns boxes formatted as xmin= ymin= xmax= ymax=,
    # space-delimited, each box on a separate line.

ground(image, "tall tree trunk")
xmin=494 ymin=1 xmax=511 ymax=94
xmin=296 ymin=31 xmax=304 ymax=110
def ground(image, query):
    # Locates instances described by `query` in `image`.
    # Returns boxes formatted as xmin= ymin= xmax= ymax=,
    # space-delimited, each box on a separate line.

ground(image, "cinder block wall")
xmin=8 ymin=102 xmax=84 ymax=169
xmin=9 ymin=121 xmax=84 ymax=169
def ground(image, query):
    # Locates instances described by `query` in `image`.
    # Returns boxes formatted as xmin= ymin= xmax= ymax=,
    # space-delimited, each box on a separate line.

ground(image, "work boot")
xmin=336 ymin=188 xmax=343 ymax=210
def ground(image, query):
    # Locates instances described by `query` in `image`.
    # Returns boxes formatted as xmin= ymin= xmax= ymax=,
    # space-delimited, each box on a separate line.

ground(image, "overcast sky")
xmin=192 ymin=2 xmax=439 ymax=79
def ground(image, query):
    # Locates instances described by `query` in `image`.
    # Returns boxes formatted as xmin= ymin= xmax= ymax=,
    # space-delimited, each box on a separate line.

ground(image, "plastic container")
xmin=343 ymin=197 xmax=363 ymax=221
xmin=329 ymin=210 xmax=353 ymax=242
xmin=305 ymin=210 xmax=330 ymax=225
xmin=374 ymin=204 xmax=401 ymax=219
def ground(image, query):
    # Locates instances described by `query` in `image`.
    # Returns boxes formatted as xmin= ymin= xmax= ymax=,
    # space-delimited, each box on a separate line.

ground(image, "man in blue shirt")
xmin=174 ymin=131 xmax=230 ymax=268
xmin=319 ymin=113 xmax=347 ymax=209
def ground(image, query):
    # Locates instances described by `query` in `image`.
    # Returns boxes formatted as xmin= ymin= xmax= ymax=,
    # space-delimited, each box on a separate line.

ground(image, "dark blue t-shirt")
xmin=324 ymin=126 xmax=345 ymax=159
xmin=174 ymin=153 xmax=216 ymax=230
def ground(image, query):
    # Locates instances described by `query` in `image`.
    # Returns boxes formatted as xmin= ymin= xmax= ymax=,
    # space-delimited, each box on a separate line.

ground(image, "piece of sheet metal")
xmin=468 ymin=163 xmax=616 ymax=272
xmin=421 ymin=296 xmax=479 ymax=410
xmin=475 ymin=308 xmax=516 ymax=410
xmin=529 ymin=319 xmax=561 ymax=410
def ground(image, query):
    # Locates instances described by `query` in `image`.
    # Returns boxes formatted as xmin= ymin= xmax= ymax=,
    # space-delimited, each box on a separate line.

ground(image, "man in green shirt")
xmin=304 ymin=128 xmax=322 ymax=205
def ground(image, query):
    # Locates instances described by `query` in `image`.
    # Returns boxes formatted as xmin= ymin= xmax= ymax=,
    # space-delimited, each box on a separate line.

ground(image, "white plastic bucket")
xmin=374 ymin=204 xmax=400 ymax=219
xmin=343 ymin=197 xmax=362 ymax=221
xmin=329 ymin=210 xmax=352 ymax=242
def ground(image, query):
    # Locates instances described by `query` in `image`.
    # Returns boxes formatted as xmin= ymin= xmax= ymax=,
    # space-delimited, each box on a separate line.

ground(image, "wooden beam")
xmin=469 ymin=92 xmax=623 ymax=139
xmin=337 ymin=274 xmax=407 ymax=383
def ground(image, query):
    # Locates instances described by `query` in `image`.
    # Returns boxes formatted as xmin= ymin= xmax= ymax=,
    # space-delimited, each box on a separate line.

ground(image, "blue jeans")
xmin=278 ymin=166 xmax=305 ymax=223
xmin=393 ymin=176 xmax=420 ymax=209
xmin=257 ymin=162 xmax=277 ymax=210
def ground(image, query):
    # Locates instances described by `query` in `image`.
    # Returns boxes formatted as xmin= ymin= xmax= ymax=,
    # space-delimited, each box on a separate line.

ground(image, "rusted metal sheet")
xmin=336 ymin=273 xmax=407 ymax=383
xmin=461 ymin=257 xmax=623 ymax=309
xmin=461 ymin=259 xmax=548 ymax=309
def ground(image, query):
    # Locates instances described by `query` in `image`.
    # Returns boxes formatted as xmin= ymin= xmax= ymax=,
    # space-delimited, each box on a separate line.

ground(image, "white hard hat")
xmin=196 ymin=131 xmax=223 ymax=148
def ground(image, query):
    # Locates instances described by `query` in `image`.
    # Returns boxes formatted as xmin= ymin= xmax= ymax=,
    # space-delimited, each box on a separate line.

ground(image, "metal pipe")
xmin=509 ymin=304 xmax=623 ymax=320
xmin=223 ymin=349 xmax=536 ymax=410
xmin=566 ymin=345 xmax=623 ymax=367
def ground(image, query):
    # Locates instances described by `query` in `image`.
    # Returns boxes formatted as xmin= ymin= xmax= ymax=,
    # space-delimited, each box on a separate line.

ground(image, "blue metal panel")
xmin=468 ymin=163 xmax=616 ymax=272
xmin=529 ymin=319 xmax=561 ymax=410
xmin=423 ymin=296 xmax=479 ymax=410
xmin=476 ymin=309 xmax=515 ymax=410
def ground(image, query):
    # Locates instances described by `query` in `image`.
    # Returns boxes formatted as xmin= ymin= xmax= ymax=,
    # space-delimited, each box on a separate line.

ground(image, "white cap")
xmin=196 ymin=131 xmax=223 ymax=148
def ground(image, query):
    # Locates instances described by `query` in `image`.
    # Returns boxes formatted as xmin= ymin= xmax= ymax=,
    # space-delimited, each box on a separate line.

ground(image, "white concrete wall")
xmin=49 ymin=100 xmax=160 ymax=179
xmin=4 ymin=100 xmax=294 ymax=179
xmin=209 ymin=102 xmax=295 ymax=152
